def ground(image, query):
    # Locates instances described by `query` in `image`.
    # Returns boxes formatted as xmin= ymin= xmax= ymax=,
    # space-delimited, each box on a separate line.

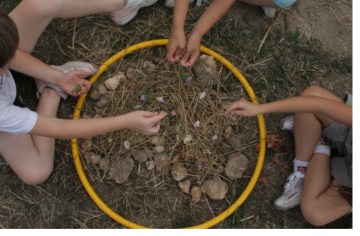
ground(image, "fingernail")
xmin=175 ymin=56 xmax=179 ymax=60
xmin=155 ymin=112 xmax=159 ymax=115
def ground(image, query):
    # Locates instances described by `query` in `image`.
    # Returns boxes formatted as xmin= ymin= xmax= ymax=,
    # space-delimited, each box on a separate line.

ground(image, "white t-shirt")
xmin=0 ymin=69 xmax=37 ymax=135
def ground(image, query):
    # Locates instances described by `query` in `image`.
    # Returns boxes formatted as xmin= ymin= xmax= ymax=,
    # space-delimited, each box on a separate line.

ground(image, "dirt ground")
xmin=0 ymin=0 xmax=353 ymax=229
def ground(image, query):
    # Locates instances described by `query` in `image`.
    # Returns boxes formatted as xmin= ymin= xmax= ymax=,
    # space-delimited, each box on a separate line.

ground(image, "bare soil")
xmin=0 ymin=0 xmax=352 ymax=229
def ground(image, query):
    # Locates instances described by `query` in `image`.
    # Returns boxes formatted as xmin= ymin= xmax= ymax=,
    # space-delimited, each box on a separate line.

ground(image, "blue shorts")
xmin=272 ymin=0 xmax=297 ymax=8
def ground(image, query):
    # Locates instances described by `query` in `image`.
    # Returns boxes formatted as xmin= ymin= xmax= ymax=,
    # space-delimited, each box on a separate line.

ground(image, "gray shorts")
xmin=322 ymin=94 xmax=352 ymax=188
xmin=272 ymin=0 xmax=297 ymax=8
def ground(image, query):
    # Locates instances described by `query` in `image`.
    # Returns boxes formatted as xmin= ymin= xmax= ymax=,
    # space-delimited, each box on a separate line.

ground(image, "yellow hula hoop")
xmin=71 ymin=39 xmax=266 ymax=229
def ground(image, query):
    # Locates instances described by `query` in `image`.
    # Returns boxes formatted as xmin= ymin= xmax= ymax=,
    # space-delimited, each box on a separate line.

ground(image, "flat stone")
xmin=201 ymin=176 xmax=228 ymax=200
xmin=153 ymin=146 xmax=164 ymax=154
xmin=154 ymin=153 xmax=167 ymax=171
xmin=146 ymin=161 xmax=155 ymax=170
xmin=131 ymin=149 xmax=153 ymax=163
xmin=179 ymin=180 xmax=191 ymax=194
xmin=225 ymin=152 xmax=248 ymax=180
xmin=96 ymin=96 xmax=108 ymax=108
xmin=171 ymin=164 xmax=188 ymax=181
xmin=151 ymin=136 xmax=165 ymax=146
xmin=191 ymin=186 xmax=202 ymax=203
xmin=108 ymin=156 xmax=134 ymax=184
xmin=143 ymin=61 xmax=156 ymax=74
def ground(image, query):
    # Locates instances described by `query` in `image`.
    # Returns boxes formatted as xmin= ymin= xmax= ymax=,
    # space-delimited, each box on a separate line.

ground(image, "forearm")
xmin=190 ymin=0 xmax=235 ymax=38
xmin=30 ymin=114 xmax=129 ymax=139
xmin=9 ymin=49 xmax=63 ymax=85
xmin=173 ymin=0 xmax=191 ymax=31
xmin=259 ymin=96 xmax=352 ymax=127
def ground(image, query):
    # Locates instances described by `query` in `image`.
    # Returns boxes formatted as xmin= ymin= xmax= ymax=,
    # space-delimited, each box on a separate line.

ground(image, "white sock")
xmin=313 ymin=140 xmax=331 ymax=156
xmin=293 ymin=158 xmax=309 ymax=173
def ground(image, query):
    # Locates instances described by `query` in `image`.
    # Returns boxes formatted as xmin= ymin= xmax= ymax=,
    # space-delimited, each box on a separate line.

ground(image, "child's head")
xmin=0 ymin=8 xmax=19 ymax=70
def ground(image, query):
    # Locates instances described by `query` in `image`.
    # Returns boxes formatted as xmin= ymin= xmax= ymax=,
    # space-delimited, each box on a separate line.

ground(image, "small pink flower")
xmin=186 ymin=77 xmax=193 ymax=82
xmin=171 ymin=110 xmax=177 ymax=116
xmin=140 ymin=95 xmax=146 ymax=101
xmin=198 ymin=162 xmax=206 ymax=167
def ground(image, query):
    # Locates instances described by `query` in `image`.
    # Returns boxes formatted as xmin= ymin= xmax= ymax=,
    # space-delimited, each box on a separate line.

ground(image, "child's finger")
xmin=73 ymin=70 xmax=89 ymax=78
xmin=147 ymin=111 xmax=168 ymax=125
xmin=174 ymin=47 xmax=184 ymax=60
xmin=183 ymin=51 xmax=199 ymax=67
xmin=180 ymin=51 xmax=191 ymax=66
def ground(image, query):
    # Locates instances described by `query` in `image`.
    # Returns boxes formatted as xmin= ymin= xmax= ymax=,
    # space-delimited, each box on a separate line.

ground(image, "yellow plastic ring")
xmin=71 ymin=39 xmax=266 ymax=229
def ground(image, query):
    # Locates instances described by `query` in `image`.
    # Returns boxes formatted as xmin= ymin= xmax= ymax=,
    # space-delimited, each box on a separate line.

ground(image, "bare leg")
xmin=0 ymin=88 xmax=61 ymax=185
xmin=301 ymin=153 xmax=351 ymax=226
xmin=293 ymin=86 xmax=345 ymax=162
xmin=9 ymin=0 xmax=126 ymax=53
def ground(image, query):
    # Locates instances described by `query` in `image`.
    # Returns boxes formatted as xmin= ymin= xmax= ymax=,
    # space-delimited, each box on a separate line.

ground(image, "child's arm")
xmin=9 ymin=49 xmax=91 ymax=96
xmin=224 ymin=96 xmax=352 ymax=127
xmin=180 ymin=0 xmax=236 ymax=67
xmin=166 ymin=0 xmax=191 ymax=62
xmin=30 ymin=111 xmax=168 ymax=139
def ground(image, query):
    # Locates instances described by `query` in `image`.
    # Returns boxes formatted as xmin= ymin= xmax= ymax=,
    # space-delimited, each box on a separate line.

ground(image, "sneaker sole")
xmin=279 ymin=116 xmax=294 ymax=132
xmin=273 ymin=201 xmax=300 ymax=211
xmin=113 ymin=0 xmax=158 ymax=25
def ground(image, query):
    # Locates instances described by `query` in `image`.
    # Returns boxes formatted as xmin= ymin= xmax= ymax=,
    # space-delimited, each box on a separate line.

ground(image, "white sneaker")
xmin=262 ymin=6 xmax=276 ymax=18
xmin=111 ymin=0 xmax=158 ymax=25
xmin=274 ymin=171 xmax=305 ymax=210
xmin=279 ymin=115 xmax=294 ymax=133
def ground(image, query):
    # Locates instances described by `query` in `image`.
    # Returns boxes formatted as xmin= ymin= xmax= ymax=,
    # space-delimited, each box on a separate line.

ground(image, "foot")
xmin=262 ymin=6 xmax=276 ymax=18
xmin=35 ymin=61 xmax=99 ymax=100
xmin=279 ymin=115 xmax=294 ymax=133
xmin=274 ymin=171 xmax=305 ymax=210
xmin=111 ymin=0 xmax=158 ymax=25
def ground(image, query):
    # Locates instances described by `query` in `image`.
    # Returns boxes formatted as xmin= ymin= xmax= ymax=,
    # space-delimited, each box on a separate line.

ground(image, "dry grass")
xmin=0 ymin=0 xmax=352 ymax=229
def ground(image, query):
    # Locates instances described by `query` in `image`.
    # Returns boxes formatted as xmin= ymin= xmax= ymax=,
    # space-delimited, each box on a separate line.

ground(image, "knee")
xmin=300 ymin=86 xmax=325 ymax=97
xmin=20 ymin=165 xmax=53 ymax=186
xmin=110 ymin=0 xmax=127 ymax=11
xmin=301 ymin=201 xmax=328 ymax=226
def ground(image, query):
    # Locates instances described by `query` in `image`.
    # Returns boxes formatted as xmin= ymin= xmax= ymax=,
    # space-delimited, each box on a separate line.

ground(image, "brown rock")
xmin=126 ymin=67 xmax=135 ymax=80
xmin=93 ymin=114 xmax=101 ymax=119
xmin=96 ymin=96 xmax=108 ymax=109
xmin=143 ymin=61 xmax=156 ymax=74
xmin=90 ymin=154 xmax=101 ymax=165
xmin=225 ymin=152 xmax=248 ymax=180
xmin=163 ymin=162 xmax=171 ymax=176
xmin=171 ymin=164 xmax=188 ymax=181
xmin=151 ymin=136 xmax=164 ymax=146
xmin=201 ymin=176 xmax=228 ymax=200
xmin=104 ymin=72 xmax=126 ymax=91
xmin=99 ymin=158 xmax=109 ymax=171
xmin=81 ymin=140 xmax=92 ymax=150
xmin=131 ymin=149 xmax=153 ymax=163
xmin=153 ymin=146 xmax=164 ymax=154
xmin=224 ymin=126 xmax=234 ymax=139
xmin=179 ymin=180 xmax=191 ymax=194
xmin=154 ymin=153 xmax=167 ymax=171
xmin=191 ymin=186 xmax=202 ymax=203
xmin=84 ymin=152 xmax=95 ymax=164
xmin=193 ymin=54 xmax=218 ymax=87
xmin=82 ymin=114 xmax=91 ymax=119
xmin=226 ymin=135 xmax=243 ymax=150
xmin=89 ymin=84 xmax=108 ymax=101
xmin=108 ymin=156 xmax=134 ymax=184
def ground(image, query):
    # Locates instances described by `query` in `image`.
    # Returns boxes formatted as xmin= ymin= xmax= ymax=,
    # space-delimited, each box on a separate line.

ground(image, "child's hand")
xmin=180 ymin=31 xmax=202 ymax=67
xmin=224 ymin=99 xmax=261 ymax=120
xmin=124 ymin=111 xmax=168 ymax=135
xmin=166 ymin=29 xmax=187 ymax=62
xmin=58 ymin=71 xmax=92 ymax=97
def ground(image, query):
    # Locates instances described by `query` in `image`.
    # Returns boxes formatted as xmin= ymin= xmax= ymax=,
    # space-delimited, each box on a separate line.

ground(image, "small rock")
xmin=104 ymin=72 xmax=126 ymax=91
xmin=193 ymin=54 xmax=218 ymax=87
xmin=126 ymin=67 xmax=135 ymax=80
xmin=201 ymin=176 xmax=228 ymax=200
xmin=179 ymin=180 xmax=191 ymax=194
xmin=153 ymin=146 xmax=164 ymax=154
xmin=191 ymin=186 xmax=202 ymax=203
xmin=226 ymin=134 xmax=243 ymax=150
xmin=154 ymin=153 xmax=167 ymax=171
xmin=171 ymin=164 xmax=188 ymax=181
xmin=81 ymin=140 xmax=92 ymax=150
xmin=96 ymin=96 xmax=108 ymax=108
xmin=99 ymin=158 xmax=109 ymax=171
xmin=146 ymin=161 xmax=155 ymax=170
xmin=89 ymin=84 xmax=108 ymax=101
xmin=90 ymin=154 xmax=101 ymax=165
xmin=143 ymin=61 xmax=156 ymax=74
xmin=225 ymin=152 xmax=249 ymax=180
xmin=163 ymin=162 xmax=171 ymax=175
xmin=153 ymin=58 xmax=164 ymax=64
xmin=93 ymin=114 xmax=101 ymax=119
xmin=151 ymin=136 xmax=164 ymax=146
xmin=131 ymin=149 xmax=153 ymax=163
xmin=84 ymin=152 xmax=96 ymax=164
xmin=95 ymin=106 xmax=105 ymax=115
xmin=224 ymin=126 xmax=234 ymax=139
xmin=172 ymin=153 xmax=183 ymax=163
xmin=221 ymin=143 xmax=233 ymax=153
xmin=108 ymin=156 xmax=134 ymax=184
